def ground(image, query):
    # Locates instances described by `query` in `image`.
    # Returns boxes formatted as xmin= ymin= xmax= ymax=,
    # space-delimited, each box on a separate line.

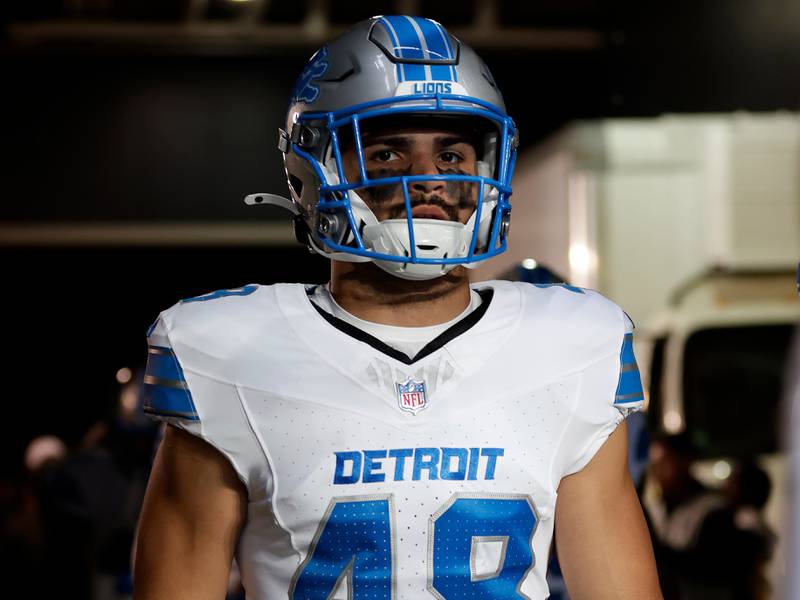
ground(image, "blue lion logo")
xmin=291 ymin=46 xmax=329 ymax=105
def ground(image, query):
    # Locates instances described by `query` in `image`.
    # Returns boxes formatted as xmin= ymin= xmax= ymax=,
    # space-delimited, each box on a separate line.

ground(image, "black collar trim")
xmin=307 ymin=287 xmax=494 ymax=365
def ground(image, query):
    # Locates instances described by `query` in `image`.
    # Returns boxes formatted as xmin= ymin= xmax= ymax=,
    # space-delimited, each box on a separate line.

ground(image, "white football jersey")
xmin=143 ymin=280 xmax=643 ymax=600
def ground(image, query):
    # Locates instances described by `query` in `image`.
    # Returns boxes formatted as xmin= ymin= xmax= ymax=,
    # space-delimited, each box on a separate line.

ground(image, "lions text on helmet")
xmin=246 ymin=15 xmax=518 ymax=280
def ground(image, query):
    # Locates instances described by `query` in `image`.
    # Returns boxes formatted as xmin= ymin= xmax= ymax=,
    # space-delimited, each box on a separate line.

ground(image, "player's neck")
xmin=328 ymin=262 xmax=472 ymax=327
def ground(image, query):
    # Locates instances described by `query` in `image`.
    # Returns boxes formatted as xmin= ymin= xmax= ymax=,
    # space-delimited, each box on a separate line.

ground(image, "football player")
xmin=133 ymin=16 xmax=662 ymax=600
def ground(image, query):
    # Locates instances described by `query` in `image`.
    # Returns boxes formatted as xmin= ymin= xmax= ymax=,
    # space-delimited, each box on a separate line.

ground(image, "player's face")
xmin=341 ymin=125 xmax=479 ymax=225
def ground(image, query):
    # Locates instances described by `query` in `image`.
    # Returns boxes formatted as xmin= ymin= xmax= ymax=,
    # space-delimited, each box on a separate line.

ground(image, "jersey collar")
xmin=306 ymin=287 xmax=494 ymax=365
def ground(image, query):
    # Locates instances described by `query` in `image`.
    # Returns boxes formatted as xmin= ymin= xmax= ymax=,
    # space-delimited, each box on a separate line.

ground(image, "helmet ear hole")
xmin=289 ymin=174 xmax=304 ymax=197
xmin=292 ymin=215 xmax=312 ymax=247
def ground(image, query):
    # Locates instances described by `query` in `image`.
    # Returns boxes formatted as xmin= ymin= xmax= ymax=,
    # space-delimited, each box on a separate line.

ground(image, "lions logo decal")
xmin=291 ymin=46 xmax=329 ymax=105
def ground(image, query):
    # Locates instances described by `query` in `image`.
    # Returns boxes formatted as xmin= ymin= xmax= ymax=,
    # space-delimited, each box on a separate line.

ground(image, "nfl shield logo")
xmin=396 ymin=378 xmax=428 ymax=415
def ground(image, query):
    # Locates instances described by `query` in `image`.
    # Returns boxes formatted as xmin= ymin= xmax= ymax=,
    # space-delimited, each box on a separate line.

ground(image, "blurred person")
xmin=644 ymin=433 xmax=724 ymax=598
xmin=0 ymin=437 xmax=65 ymax=599
xmin=646 ymin=434 xmax=723 ymax=553
xmin=0 ymin=475 xmax=41 ymax=596
xmin=646 ymin=435 xmax=775 ymax=599
xmin=722 ymin=462 xmax=775 ymax=599
xmin=24 ymin=435 xmax=68 ymax=473
xmin=133 ymin=16 xmax=661 ymax=600
xmin=35 ymin=370 xmax=159 ymax=600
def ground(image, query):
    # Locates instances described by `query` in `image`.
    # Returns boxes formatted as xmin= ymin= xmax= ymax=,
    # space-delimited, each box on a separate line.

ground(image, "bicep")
xmin=134 ymin=425 xmax=247 ymax=600
xmin=555 ymin=421 xmax=662 ymax=600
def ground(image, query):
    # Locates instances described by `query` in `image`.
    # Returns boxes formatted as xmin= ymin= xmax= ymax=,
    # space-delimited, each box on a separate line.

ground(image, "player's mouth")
xmin=411 ymin=204 xmax=451 ymax=221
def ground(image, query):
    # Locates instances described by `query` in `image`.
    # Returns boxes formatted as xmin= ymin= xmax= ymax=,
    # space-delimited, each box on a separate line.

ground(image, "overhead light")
xmin=521 ymin=258 xmax=538 ymax=270
xmin=568 ymin=243 xmax=594 ymax=273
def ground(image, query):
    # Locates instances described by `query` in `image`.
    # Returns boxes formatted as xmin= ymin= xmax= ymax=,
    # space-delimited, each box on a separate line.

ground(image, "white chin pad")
xmin=362 ymin=219 xmax=469 ymax=281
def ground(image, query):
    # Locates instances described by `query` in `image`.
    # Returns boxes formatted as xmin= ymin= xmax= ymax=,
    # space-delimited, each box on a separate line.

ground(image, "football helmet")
xmin=247 ymin=15 xmax=518 ymax=280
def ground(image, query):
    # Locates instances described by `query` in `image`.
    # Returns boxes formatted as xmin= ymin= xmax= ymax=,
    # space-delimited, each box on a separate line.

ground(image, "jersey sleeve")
xmin=143 ymin=317 xmax=200 ymax=423
xmin=142 ymin=313 xmax=269 ymax=495
xmin=556 ymin=312 xmax=645 ymax=478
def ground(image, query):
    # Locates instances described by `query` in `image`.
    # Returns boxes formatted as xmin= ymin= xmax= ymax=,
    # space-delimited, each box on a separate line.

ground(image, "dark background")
xmin=3 ymin=0 xmax=800 ymax=471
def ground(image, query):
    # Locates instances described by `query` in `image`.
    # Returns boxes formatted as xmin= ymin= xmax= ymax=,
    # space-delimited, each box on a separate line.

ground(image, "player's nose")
xmin=408 ymin=152 xmax=444 ymax=194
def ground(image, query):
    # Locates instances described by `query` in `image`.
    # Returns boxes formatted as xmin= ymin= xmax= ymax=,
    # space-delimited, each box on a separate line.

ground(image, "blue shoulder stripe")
xmin=181 ymin=284 xmax=257 ymax=304
xmin=142 ymin=345 xmax=199 ymax=420
xmin=615 ymin=333 xmax=644 ymax=405
xmin=533 ymin=283 xmax=585 ymax=294
xmin=620 ymin=332 xmax=636 ymax=364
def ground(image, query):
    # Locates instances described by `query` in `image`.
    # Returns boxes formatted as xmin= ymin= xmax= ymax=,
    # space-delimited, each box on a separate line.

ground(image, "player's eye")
xmin=369 ymin=149 xmax=401 ymax=162
xmin=439 ymin=151 xmax=463 ymax=164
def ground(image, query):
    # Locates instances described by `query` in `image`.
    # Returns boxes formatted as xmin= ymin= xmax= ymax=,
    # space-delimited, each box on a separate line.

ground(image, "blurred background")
xmin=1 ymin=1 xmax=799 ymax=599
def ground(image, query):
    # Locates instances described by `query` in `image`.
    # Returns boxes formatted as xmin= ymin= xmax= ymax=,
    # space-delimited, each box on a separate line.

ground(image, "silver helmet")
xmin=250 ymin=15 xmax=518 ymax=280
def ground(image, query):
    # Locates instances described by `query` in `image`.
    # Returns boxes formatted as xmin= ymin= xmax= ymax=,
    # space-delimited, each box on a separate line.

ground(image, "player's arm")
xmin=133 ymin=424 xmax=247 ymax=600
xmin=555 ymin=421 xmax=662 ymax=600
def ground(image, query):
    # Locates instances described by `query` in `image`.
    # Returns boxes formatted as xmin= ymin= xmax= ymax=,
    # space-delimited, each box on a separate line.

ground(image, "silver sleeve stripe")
xmin=619 ymin=363 xmax=640 ymax=373
xmin=143 ymin=405 xmax=199 ymax=420
xmin=143 ymin=374 xmax=189 ymax=390
xmin=615 ymin=391 xmax=645 ymax=402
xmin=147 ymin=345 xmax=173 ymax=356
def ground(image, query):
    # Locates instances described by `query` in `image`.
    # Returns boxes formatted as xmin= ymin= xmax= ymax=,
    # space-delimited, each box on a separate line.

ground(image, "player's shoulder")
xmin=147 ymin=282 xmax=309 ymax=362
xmin=153 ymin=282 xmax=296 ymax=337
xmin=485 ymin=279 xmax=625 ymax=325
xmin=158 ymin=282 xmax=265 ymax=325
xmin=144 ymin=285 xmax=284 ymax=491
xmin=482 ymin=279 xmax=630 ymax=362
